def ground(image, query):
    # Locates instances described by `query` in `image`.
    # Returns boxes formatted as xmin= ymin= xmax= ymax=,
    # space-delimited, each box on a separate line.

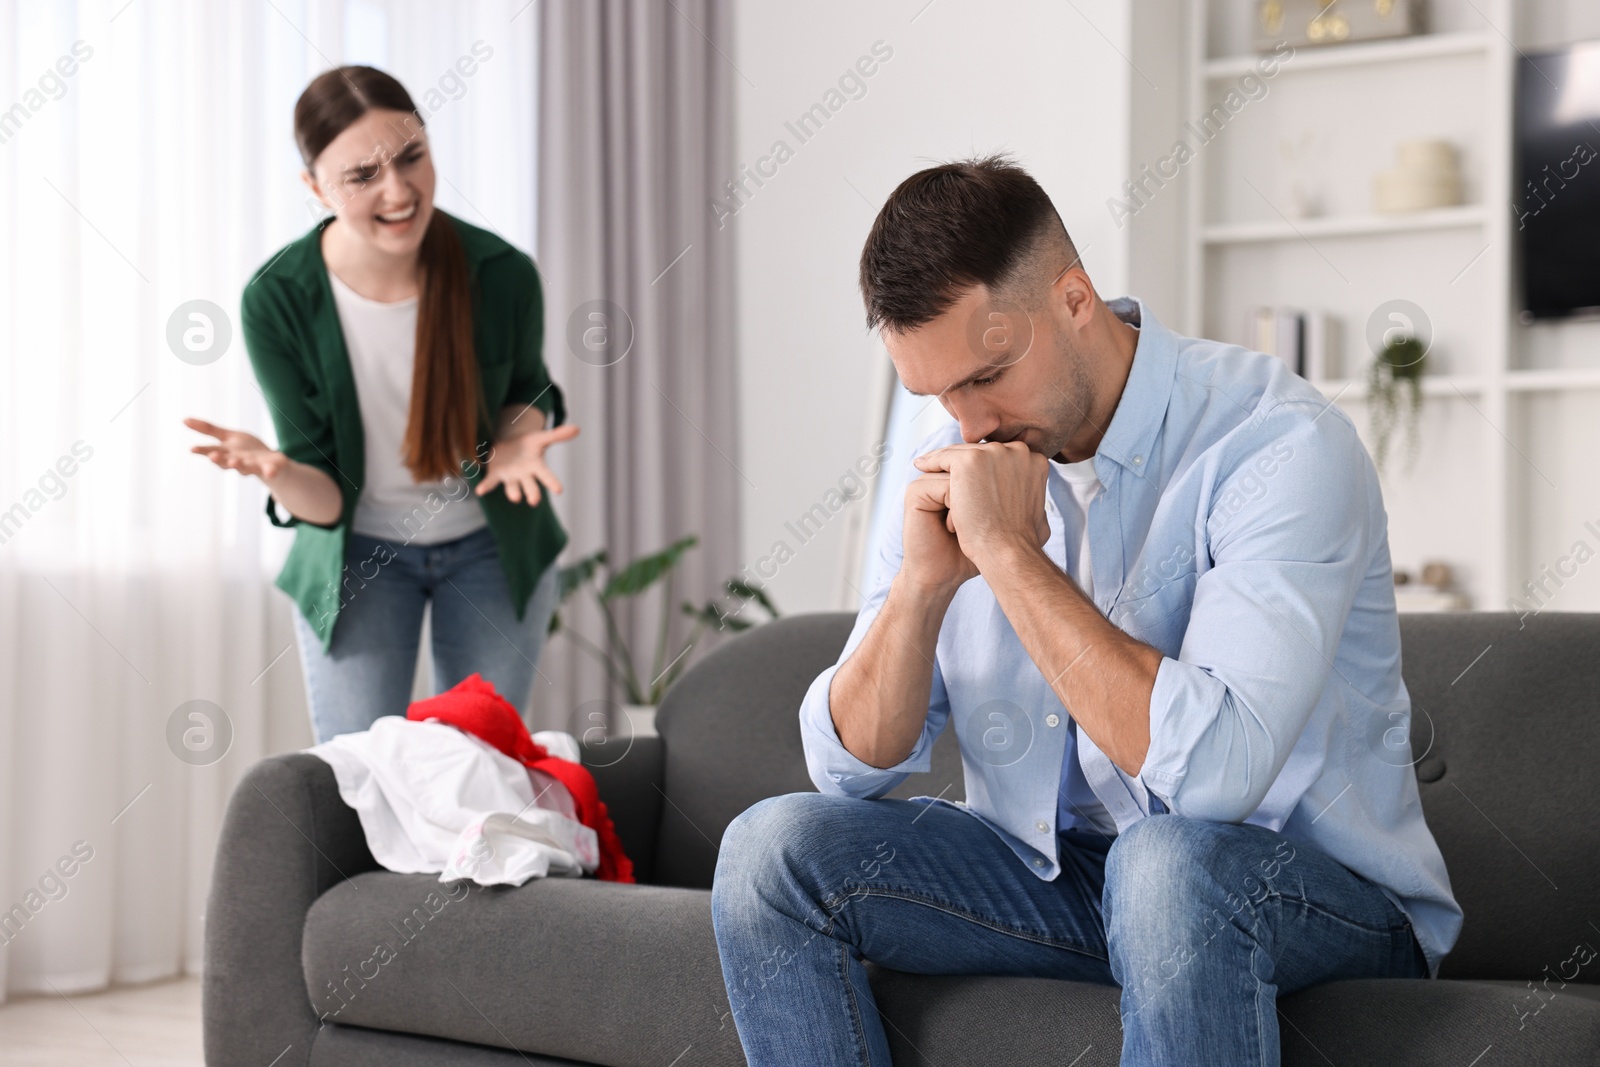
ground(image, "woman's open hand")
xmin=476 ymin=423 xmax=580 ymax=506
xmin=185 ymin=417 xmax=287 ymax=481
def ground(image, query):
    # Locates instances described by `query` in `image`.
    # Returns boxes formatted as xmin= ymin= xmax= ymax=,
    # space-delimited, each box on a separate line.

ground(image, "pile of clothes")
xmin=309 ymin=673 xmax=634 ymax=886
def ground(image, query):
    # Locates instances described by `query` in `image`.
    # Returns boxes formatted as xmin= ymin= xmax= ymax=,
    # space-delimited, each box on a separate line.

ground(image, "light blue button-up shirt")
xmin=799 ymin=296 xmax=1462 ymax=978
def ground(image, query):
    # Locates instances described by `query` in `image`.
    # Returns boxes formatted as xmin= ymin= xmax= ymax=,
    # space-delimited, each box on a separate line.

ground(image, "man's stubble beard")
xmin=1038 ymin=330 xmax=1098 ymax=462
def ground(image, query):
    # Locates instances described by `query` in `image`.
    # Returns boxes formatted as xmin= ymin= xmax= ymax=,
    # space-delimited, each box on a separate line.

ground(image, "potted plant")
xmin=1367 ymin=333 xmax=1427 ymax=476
xmin=547 ymin=534 xmax=779 ymax=735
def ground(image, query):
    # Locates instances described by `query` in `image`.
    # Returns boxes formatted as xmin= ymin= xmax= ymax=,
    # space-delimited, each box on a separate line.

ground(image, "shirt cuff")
xmin=265 ymin=492 xmax=340 ymax=531
xmin=1116 ymin=763 xmax=1169 ymax=821
xmin=1138 ymin=655 xmax=1228 ymax=803
xmin=265 ymin=493 xmax=300 ymax=529
xmin=514 ymin=381 xmax=565 ymax=429
xmin=544 ymin=381 xmax=566 ymax=428
xmin=799 ymin=664 xmax=933 ymax=796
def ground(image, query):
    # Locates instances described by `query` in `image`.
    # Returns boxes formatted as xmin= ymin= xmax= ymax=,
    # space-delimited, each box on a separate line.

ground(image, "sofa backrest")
xmin=652 ymin=610 xmax=1600 ymax=984
xmin=1390 ymin=611 xmax=1598 ymax=982
xmin=652 ymin=613 xmax=965 ymax=890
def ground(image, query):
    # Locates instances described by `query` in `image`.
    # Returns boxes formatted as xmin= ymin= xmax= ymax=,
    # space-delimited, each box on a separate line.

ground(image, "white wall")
xmin=729 ymin=0 xmax=1139 ymax=614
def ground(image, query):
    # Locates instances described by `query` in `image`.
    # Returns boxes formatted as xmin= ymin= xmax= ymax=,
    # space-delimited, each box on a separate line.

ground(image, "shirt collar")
xmin=1093 ymin=295 xmax=1179 ymax=481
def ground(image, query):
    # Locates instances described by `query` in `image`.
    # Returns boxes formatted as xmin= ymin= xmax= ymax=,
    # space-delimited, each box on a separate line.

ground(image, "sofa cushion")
xmin=300 ymin=870 xmax=1600 ymax=1067
xmin=301 ymin=872 xmax=741 ymax=1067
xmin=310 ymin=1022 xmax=588 ymax=1065
xmin=870 ymin=969 xmax=1600 ymax=1066
xmin=299 ymin=864 xmax=1600 ymax=1067
xmin=309 ymin=1022 xmax=591 ymax=1065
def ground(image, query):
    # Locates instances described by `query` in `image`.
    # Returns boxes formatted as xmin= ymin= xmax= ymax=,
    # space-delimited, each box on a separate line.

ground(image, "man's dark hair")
xmin=859 ymin=154 xmax=1077 ymax=333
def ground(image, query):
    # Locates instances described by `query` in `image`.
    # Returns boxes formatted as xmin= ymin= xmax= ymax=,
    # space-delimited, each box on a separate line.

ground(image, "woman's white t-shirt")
xmin=327 ymin=268 xmax=487 ymax=545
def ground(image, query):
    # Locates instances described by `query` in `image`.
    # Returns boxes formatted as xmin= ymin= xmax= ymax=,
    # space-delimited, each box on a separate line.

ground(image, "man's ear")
xmin=1053 ymin=267 xmax=1097 ymax=329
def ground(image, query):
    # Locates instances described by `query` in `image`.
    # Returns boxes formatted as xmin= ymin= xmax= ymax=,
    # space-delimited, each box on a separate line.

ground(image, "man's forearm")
xmin=981 ymin=539 xmax=1162 ymax=776
xmin=263 ymin=459 xmax=342 ymax=526
xmin=828 ymin=573 xmax=956 ymax=769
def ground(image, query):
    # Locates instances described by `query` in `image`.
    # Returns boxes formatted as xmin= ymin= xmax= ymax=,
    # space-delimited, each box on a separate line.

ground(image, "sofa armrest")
xmin=581 ymin=732 xmax=665 ymax=884
xmin=202 ymin=729 xmax=666 ymax=1065
xmin=204 ymin=734 xmax=665 ymax=1064
xmin=203 ymin=752 xmax=378 ymax=1067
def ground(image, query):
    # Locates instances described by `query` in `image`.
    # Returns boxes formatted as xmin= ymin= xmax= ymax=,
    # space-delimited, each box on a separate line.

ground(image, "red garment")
xmin=407 ymin=674 xmax=635 ymax=883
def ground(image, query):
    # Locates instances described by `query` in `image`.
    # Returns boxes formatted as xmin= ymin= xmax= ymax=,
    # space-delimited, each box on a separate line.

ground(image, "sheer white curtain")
xmin=0 ymin=0 xmax=539 ymax=999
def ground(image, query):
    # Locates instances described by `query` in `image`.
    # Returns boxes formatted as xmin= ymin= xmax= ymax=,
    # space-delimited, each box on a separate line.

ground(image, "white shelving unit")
xmin=1201 ymin=204 xmax=1486 ymax=244
xmin=1200 ymin=28 xmax=1493 ymax=78
xmin=1308 ymin=375 xmax=1485 ymax=398
xmin=1180 ymin=0 xmax=1544 ymax=609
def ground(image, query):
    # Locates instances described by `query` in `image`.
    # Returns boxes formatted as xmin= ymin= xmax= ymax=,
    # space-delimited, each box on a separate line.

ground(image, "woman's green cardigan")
xmin=240 ymin=209 xmax=568 ymax=652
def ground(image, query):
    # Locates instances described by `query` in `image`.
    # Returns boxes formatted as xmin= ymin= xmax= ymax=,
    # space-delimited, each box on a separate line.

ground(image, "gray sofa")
xmin=204 ymin=611 xmax=1600 ymax=1065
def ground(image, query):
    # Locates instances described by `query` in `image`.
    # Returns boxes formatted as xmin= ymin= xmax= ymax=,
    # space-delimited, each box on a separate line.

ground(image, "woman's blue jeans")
xmin=291 ymin=525 xmax=561 ymax=743
xmin=711 ymin=793 xmax=1428 ymax=1066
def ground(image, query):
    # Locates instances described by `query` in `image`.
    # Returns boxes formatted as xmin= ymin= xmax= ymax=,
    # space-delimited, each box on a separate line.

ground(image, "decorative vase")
xmin=621 ymin=703 xmax=658 ymax=738
xmin=1374 ymin=140 xmax=1462 ymax=214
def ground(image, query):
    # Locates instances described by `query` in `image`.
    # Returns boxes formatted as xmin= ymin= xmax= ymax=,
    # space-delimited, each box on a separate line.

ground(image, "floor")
xmin=0 ymin=977 xmax=202 ymax=1066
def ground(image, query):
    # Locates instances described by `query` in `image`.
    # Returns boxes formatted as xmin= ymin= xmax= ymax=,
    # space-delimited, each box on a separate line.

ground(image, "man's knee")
xmin=712 ymin=792 xmax=895 ymax=920
xmin=731 ymin=791 xmax=825 ymax=832
xmin=1103 ymin=815 xmax=1293 ymax=953
xmin=714 ymin=793 xmax=838 ymax=907
xmin=719 ymin=791 xmax=822 ymax=863
xmin=1107 ymin=814 xmax=1283 ymax=891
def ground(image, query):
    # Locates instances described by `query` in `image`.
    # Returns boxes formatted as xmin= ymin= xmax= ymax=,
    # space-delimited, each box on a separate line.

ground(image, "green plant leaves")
xmin=547 ymin=534 xmax=781 ymax=702
xmin=683 ymin=601 xmax=753 ymax=633
xmin=1367 ymin=338 xmax=1427 ymax=476
xmin=547 ymin=548 xmax=608 ymax=636
xmin=1377 ymin=336 xmax=1427 ymax=380
xmin=600 ymin=534 xmax=698 ymax=600
xmin=724 ymin=577 xmax=779 ymax=617
xmin=558 ymin=549 xmax=608 ymax=602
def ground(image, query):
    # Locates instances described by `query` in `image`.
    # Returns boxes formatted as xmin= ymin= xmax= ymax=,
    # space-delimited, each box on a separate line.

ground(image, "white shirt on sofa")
xmin=309 ymin=717 xmax=599 ymax=885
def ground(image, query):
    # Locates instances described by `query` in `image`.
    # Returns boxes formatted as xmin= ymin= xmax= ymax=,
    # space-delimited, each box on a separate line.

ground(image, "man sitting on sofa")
xmin=710 ymin=156 xmax=1462 ymax=1066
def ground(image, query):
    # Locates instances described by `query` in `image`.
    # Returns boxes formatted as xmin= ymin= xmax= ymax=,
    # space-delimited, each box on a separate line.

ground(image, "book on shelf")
xmin=1245 ymin=306 xmax=1341 ymax=381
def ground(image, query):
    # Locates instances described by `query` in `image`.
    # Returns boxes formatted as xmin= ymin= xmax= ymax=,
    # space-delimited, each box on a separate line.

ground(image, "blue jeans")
xmin=711 ymin=793 xmax=1428 ymax=1066
xmin=291 ymin=525 xmax=561 ymax=743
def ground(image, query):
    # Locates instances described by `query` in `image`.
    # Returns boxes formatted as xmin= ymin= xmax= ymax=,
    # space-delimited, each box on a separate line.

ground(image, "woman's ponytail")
xmin=404 ymin=209 xmax=487 ymax=483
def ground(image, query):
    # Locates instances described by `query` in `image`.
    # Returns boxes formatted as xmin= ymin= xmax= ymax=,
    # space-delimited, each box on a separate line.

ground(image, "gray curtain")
xmin=532 ymin=0 xmax=739 ymax=733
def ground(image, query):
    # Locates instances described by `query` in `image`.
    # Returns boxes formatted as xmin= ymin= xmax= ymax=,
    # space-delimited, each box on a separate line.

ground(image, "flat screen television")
xmin=1514 ymin=40 xmax=1600 ymax=322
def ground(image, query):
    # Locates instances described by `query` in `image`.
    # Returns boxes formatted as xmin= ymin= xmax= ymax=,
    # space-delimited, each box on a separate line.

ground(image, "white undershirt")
xmin=1051 ymin=456 xmax=1100 ymax=600
xmin=327 ymin=269 xmax=487 ymax=545
xmin=1050 ymin=455 xmax=1119 ymax=836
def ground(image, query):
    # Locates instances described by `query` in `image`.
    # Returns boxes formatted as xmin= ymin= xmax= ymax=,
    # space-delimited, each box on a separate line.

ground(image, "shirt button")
xmin=1036 ymin=820 xmax=1049 ymax=833
xmin=1132 ymin=454 xmax=1144 ymax=466
xmin=1033 ymin=857 xmax=1045 ymax=867
xmin=1045 ymin=714 xmax=1060 ymax=727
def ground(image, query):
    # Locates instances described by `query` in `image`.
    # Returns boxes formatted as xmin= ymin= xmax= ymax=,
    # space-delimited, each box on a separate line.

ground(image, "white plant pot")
xmin=621 ymin=703 xmax=658 ymax=737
